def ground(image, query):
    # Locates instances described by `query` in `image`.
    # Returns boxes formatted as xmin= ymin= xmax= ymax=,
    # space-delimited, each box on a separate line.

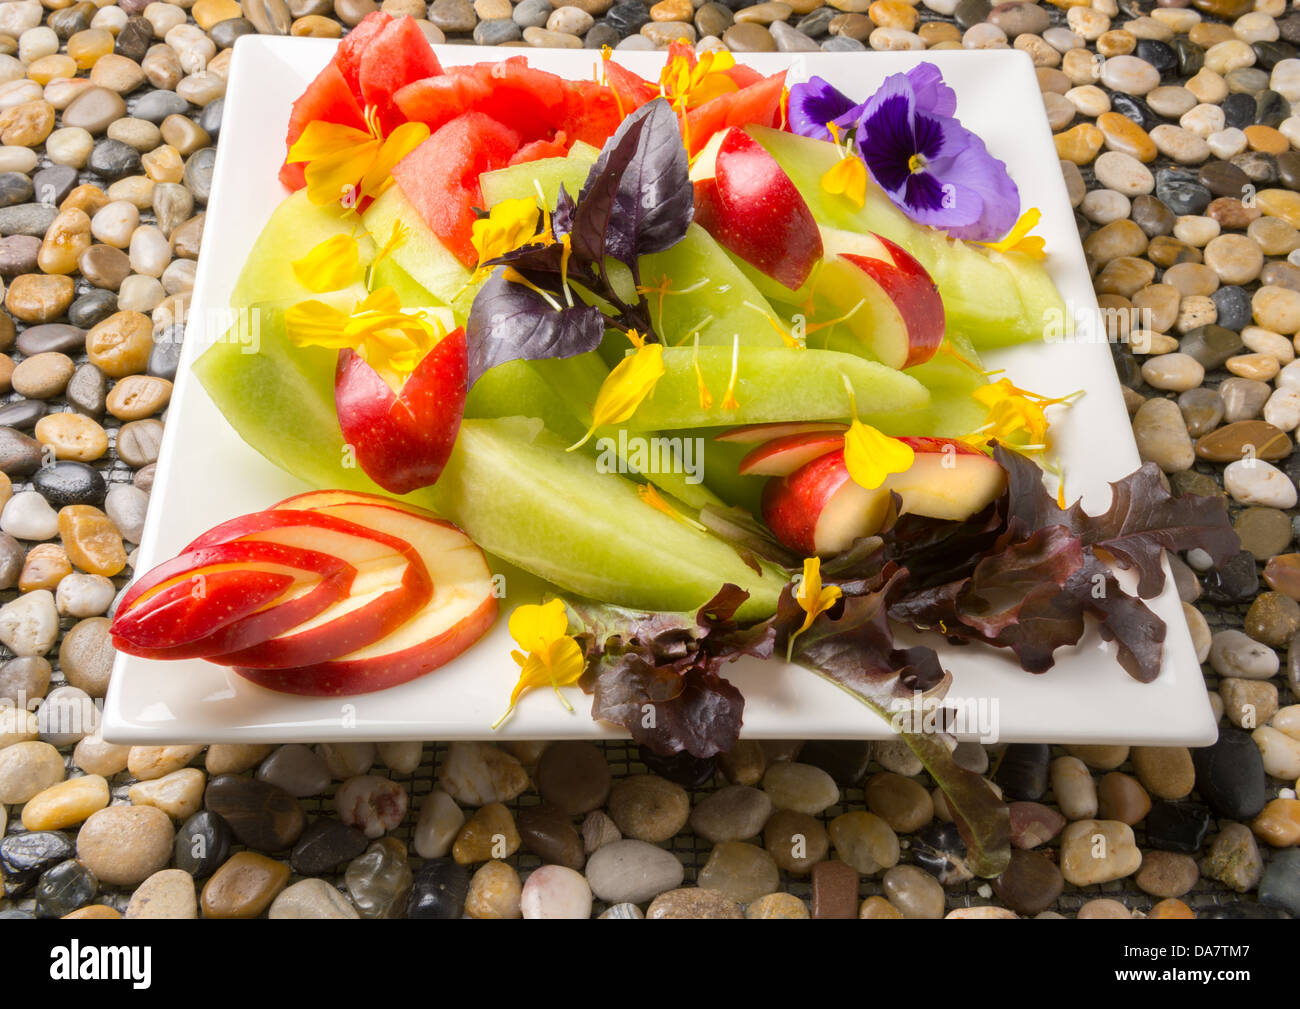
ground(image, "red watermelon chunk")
xmin=509 ymin=134 xmax=570 ymax=166
xmin=685 ymin=71 xmax=786 ymax=156
xmin=279 ymin=61 xmax=367 ymax=191
xmin=601 ymin=59 xmax=657 ymax=119
xmin=336 ymin=10 xmax=392 ymax=95
xmin=395 ymin=58 xmax=570 ymax=145
xmin=561 ymin=79 xmax=622 ymax=148
xmin=391 ymin=112 xmax=522 ymax=268
xmin=359 ymin=15 xmax=444 ymax=134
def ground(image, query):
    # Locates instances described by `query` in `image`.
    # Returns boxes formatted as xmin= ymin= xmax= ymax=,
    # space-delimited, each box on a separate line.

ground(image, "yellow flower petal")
xmin=568 ymin=343 xmax=665 ymax=451
xmin=357 ymin=120 xmax=430 ymax=203
xmin=788 ymin=556 xmax=842 ymax=658
xmin=494 ymin=601 xmax=585 ymax=729
xmin=508 ymin=599 xmax=571 ymax=656
xmin=471 ymin=197 xmax=541 ymax=267
xmin=284 ymin=299 xmax=352 ymax=349
xmin=302 ymin=139 xmax=382 ymax=207
xmin=291 ymin=234 xmax=361 ymax=293
xmin=287 ymin=120 xmax=372 ymax=163
xmin=820 ymin=155 xmax=867 ymax=209
xmin=844 ymin=418 xmax=915 ymax=491
xmin=977 ymin=208 xmax=1048 ymax=260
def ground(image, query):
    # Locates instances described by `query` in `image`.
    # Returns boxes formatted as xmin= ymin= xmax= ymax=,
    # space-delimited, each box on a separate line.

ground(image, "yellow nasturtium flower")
xmin=968 ymin=377 xmax=1080 ymax=453
xmin=820 ymin=123 xmax=867 ymax=209
xmin=285 ymin=287 xmax=443 ymax=387
xmin=787 ymin=556 xmax=842 ymax=659
xmin=568 ymin=339 xmax=665 ymax=451
xmin=291 ymin=233 xmax=362 ymax=293
xmin=493 ymin=599 xmax=586 ymax=729
xmin=660 ymin=49 xmax=738 ymax=111
xmin=976 ymin=208 xmax=1047 ymax=260
xmin=288 ymin=106 xmax=429 ymax=209
xmin=471 ymin=197 xmax=541 ymax=269
xmin=844 ymin=419 xmax=915 ymax=491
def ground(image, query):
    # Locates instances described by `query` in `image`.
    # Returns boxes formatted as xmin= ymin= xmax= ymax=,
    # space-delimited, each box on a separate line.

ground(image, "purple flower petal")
xmin=906 ymin=63 xmax=957 ymax=119
xmin=931 ymin=132 xmax=1020 ymax=241
xmin=788 ymin=77 xmax=859 ymax=142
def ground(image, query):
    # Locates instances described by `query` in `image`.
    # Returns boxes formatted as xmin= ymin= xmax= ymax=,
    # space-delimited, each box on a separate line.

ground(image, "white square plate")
xmin=101 ymin=38 xmax=1216 ymax=747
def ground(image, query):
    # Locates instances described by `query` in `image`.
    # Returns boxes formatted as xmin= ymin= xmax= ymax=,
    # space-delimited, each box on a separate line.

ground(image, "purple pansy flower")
xmin=787 ymin=65 xmax=1019 ymax=243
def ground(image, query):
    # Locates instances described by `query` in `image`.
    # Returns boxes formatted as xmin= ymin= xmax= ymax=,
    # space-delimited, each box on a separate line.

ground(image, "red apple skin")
xmin=762 ymin=450 xmax=857 ymax=556
xmin=738 ymin=429 xmax=846 ymax=477
xmin=883 ymin=437 xmax=1007 ymax=521
xmin=334 ymin=327 xmax=467 ymax=496
xmin=895 ymin=436 xmax=987 ymax=457
xmin=692 ymin=129 xmax=823 ymax=292
xmin=112 ymin=540 xmax=355 ymax=659
xmin=716 ymin=421 xmax=848 ymax=445
xmin=112 ymin=568 xmax=295 ymax=658
xmin=842 ymin=237 xmax=944 ymax=368
xmin=186 ymin=508 xmax=433 ymax=670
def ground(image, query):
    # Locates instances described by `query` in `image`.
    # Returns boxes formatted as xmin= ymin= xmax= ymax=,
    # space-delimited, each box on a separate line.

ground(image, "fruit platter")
xmin=104 ymin=16 xmax=1232 ymax=783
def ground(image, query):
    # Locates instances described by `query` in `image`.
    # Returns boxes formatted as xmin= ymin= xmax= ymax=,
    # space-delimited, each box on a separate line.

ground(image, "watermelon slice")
xmin=686 ymin=72 xmax=786 ymax=156
xmin=279 ymin=61 xmax=367 ymax=191
xmin=392 ymin=112 xmax=522 ymax=268
xmin=395 ymin=58 xmax=567 ymax=142
xmin=510 ymin=133 xmax=570 ymax=166
xmin=561 ymin=79 xmax=623 ymax=148
xmin=359 ymin=15 xmax=444 ymax=134
xmin=602 ymin=58 xmax=657 ymax=119
xmin=336 ymin=10 xmax=392 ymax=95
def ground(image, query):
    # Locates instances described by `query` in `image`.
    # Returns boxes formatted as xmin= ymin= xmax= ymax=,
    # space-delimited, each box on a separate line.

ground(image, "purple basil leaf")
xmin=574 ymin=98 xmax=692 ymax=267
xmin=464 ymin=268 xmax=606 ymax=386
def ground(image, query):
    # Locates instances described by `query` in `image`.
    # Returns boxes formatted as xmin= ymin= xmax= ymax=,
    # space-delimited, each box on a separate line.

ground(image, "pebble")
xmin=345 ymin=838 xmax=410 ymax=918
xmin=1200 ymin=822 xmax=1263 ymax=891
xmin=646 ymin=886 xmax=743 ymax=919
xmin=520 ymin=864 xmax=591 ymax=919
xmin=204 ymin=773 xmax=305 ymax=852
xmin=125 ymin=868 xmax=198 ymax=918
xmin=534 ymin=740 xmax=610 ymax=814
xmin=1194 ymin=727 xmax=1268 ymax=819
xmin=828 ymin=810 xmax=899 ymax=874
xmin=438 ymin=741 xmax=528 ymax=806
xmin=881 ymin=864 xmax=945 ymax=918
xmin=608 ymin=774 xmax=690 ymax=842
xmin=76 ymin=804 xmax=173 ymax=886
xmin=268 ymin=877 xmax=358 ymax=919
xmin=201 ymin=851 xmax=290 ymax=918
xmin=1059 ymin=819 xmax=1143 ymax=884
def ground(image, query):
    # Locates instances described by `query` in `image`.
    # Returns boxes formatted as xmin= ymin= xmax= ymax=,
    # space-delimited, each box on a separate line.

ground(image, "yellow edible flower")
xmin=976 ymin=208 xmax=1047 ymax=260
xmin=493 ymin=599 xmax=586 ymax=729
xmin=660 ymin=48 xmax=738 ymax=111
xmin=285 ymin=286 xmax=444 ymax=388
xmin=787 ymin=556 xmax=841 ymax=659
xmin=841 ymin=377 xmax=914 ymax=491
xmin=568 ymin=340 xmax=665 ymax=451
xmin=471 ymin=197 xmax=541 ymax=270
xmin=821 ymin=123 xmax=867 ymax=209
xmin=288 ymin=106 xmax=429 ymax=209
xmin=967 ymin=377 xmax=1081 ymax=453
xmin=291 ymin=233 xmax=362 ymax=293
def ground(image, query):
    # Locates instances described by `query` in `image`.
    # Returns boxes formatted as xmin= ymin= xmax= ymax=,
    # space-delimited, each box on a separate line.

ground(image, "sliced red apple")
xmin=715 ymin=421 xmax=849 ymax=445
xmin=738 ymin=429 xmax=846 ymax=477
xmin=882 ymin=437 xmax=1007 ymax=522
xmin=237 ymin=493 xmax=498 ymax=695
xmin=194 ymin=509 xmax=433 ymax=670
xmin=762 ymin=449 xmax=892 ymax=556
xmin=690 ymin=127 xmax=823 ymax=292
xmin=808 ymin=231 xmax=945 ymax=370
xmin=112 ymin=539 xmax=356 ymax=660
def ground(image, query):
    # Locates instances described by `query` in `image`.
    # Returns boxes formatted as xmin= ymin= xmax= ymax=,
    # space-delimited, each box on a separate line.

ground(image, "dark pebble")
xmin=184 ymin=148 xmax=216 ymax=203
xmin=992 ymin=848 xmax=1062 ymax=916
xmin=34 ymin=859 xmax=98 ymax=918
xmin=1233 ymin=149 xmax=1279 ymax=184
xmin=1258 ymin=848 xmax=1300 ymax=918
xmin=48 ymin=3 xmax=91 ymax=38
xmin=638 ymin=746 xmax=716 ymax=788
xmin=1256 ymin=90 xmax=1290 ymax=128
xmin=31 ymin=461 xmax=107 ymax=508
xmin=30 ymin=165 xmax=77 ymax=207
xmin=954 ymin=0 xmax=992 ymax=29
xmin=173 ymin=810 xmax=231 ymax=879
xmin=88 ymin=139 xmax=143 ymax=181
xmin=65 ymin=363 xmax=106 ymax=419
xmin=1145 ymin=800 xmax=1212 ymax=853
xmin=0 ymin=400 xmax=47 ymax=430
xmin=535 ymin=741 xmax=612 ymax=814
xmin=147 ymin=326 xmax=183 ymax=380
xmin=114 ymin=16 xmax=153 ymax=62
xmin=406 ymin=858 xmax=470 ymax=919
xmin=1222 ymin=92 xmax=1256 ymax=130
xmin=290 ymin=816 xmax=369 ymax=876
xmin=1174 ymin=37 xmax=1204 ymax=77
xmin=1280 ymin=10 xmax=1300 ymax=45
xmin=203 ymin=774 xmax=306 ymax=852
xmin=0 ymin=831 xmax=75 ymax=896
xmin=16 ymin=323 xmax=84 ymax=357
xmin=209 ymin=16 xmax=256 ymax=49
xmin=1199 ymin=550 xmax=1260 ymax=603
xmin=1131 ymin=194 xmax=1175 ymax=237
xmin=1114 ymin=348 xmax=1144 ymax=388
xmin=0 ymin=173 xmax=33 ymax=209
xmin=0 ymin=234 xmax=38 ymax=277
xmin=197 ymin=97 xmax=222 ymax=139
xmin=1180 ymin=324 xmax=1243 ymax=369
xmin=1136 ymin=39 xmax=1178 ymax=77
xmin=1199 ymin=160 xmax=1251 ymax=198
xmin=67 ymin=290 xmax=117 ymax=330
xmin=798 ymin=6 xmax=835 ymax=36
xmin=584 ymin=23 xmax=618 ymax=48
xmin=1110 ymin=92 xmax=1156 ymax=131
xmin=0 ymin=910 xmax=35 ymax=919
xmin=1155 ymin=168 xmax=1212 ymax=215
xmin=0 ymin=427 xmax=43 ymax=477
xmin=1278 ymin=150 xmax=1300 ymax=191
xmin=0 ymin=204 xmax=57 ymax=238
xmin=994 ymin=743 xmax=1050 ymax=801
xmin=1252 ymin=40 xmax=1295 ymax=70
xmin=797 ymin=740 xmax=873 ymax=787
xmin=912 ymin=820 xmax=972 ymax=886
xmin=516 ymin=803 xmax=585 ymax=870
xmin=1192 ymin=727 xmax=1267 ymax=820
xmin=1200 ymin=902 xmax=1291 ymax=919
xmin=131 ymin=90 xmax=189 ymax=124
xmin=1211 ymin=286 xmax=1252 ymax=331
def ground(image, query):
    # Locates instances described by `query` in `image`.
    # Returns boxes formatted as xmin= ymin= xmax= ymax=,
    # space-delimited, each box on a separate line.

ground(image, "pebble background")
xmin=0 ymin=0 xmax=1296 ymax=921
